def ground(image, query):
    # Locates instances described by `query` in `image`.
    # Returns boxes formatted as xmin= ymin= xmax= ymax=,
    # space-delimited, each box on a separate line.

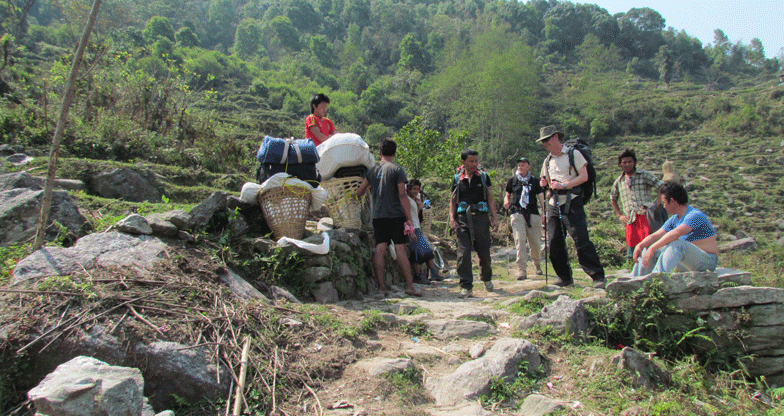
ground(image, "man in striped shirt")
xmin=610 ymin=149 xmax=664 ymax=257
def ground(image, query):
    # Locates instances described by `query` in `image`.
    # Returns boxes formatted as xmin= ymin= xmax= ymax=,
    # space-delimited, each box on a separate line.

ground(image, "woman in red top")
xmin=305 ymin=93 xmax=336 ymax=146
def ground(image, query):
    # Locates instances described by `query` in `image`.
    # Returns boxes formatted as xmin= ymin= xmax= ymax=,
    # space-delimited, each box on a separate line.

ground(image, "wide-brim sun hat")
xmin=536 ymin=125 xmax=563 ymax=143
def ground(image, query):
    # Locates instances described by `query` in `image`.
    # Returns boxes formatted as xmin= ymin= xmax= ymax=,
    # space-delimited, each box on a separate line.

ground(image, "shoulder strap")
xmin=567 ymin=147 xmax=576 ymax=175
xmin=544 ymin=154 xmax=553 ymax=183
xmin=481 ymin=172 xmax=488 ymax=201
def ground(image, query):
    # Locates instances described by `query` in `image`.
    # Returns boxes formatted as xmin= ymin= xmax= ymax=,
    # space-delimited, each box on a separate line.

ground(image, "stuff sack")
xmin=256 ymin=136 xmax=319 ymax=165
xmin=316 ymin=133 xmax=375 ymax=181
xmin=258 ymin=163 xmax=320 ymax=184
xmin=256 ymin=136 xmax=320 ymax=184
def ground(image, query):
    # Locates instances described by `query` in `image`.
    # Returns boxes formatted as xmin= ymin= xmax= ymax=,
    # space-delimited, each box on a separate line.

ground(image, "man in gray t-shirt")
xmin=357 ymin=139 xmax=422 ymax=297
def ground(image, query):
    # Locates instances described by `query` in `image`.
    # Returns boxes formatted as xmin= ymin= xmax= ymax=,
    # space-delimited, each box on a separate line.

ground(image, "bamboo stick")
xmin=232 ymin=337 xmax=252 ymax=416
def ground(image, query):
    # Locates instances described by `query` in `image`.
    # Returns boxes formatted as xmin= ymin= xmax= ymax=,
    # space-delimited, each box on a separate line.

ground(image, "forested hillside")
xmin=1 ymin=0 xmax=782 ymax=176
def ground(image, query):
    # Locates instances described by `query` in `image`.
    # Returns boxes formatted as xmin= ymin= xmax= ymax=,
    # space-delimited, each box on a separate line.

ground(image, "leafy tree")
xmin=1 ymin=0 xmax=35 ymax=40
xmin=344 ymin=57 xmax=370 ymax=95
xmin=656 ymin=44 xmax=673 ymax=87
xmin=175 ymin=27 xmax=199 ymax=48
xmin=269 ymin=15 xmax=300 ymax=51
xmin=398 ymin=33 xmax=429 ymax=73
xmin=308 ymin=35 xmax=333 ymax=67
xmin=616 ymin=7 xmax=665 ymax=59
xmin=341 ymin=0 xmax=371 ymax=28
xmin=747 ymin=38 xmax=765 ymax=68
xmin=285 ymin=0 xmax=322 ymax=32
xmin=542 ymin=2 xmax=615 ymax=55
xmin=577 ymin=34 xmax=621 ymax=73
xmin=424 ymin=27 xmax=539 ymax=165
xmin=234 ymin=19 xmax=262 ymax=58
xmin=207 ymin=0 xmax=237 ymax=49
xmin=142 ymin=16 xmax=175 ymax=43
xmin=394 ymin=116 xmax=462 ymax=182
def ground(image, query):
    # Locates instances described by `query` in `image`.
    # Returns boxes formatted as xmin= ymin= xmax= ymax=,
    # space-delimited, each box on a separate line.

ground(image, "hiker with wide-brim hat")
xmin=536 ymin=125 xmax=564 ymax=143
xmin=537 ymin=125 xmax=606 ymax=288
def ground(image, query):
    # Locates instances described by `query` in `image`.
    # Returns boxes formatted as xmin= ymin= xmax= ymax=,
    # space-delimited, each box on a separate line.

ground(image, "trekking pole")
xmin=542 ymin=196 xmax=548 ymax=285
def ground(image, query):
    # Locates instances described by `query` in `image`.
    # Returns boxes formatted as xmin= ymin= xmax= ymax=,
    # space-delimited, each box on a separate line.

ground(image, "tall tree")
xmin=616 ymin=7 xmax=665 ymax=59
xmin=398 ymin=33 xmax=429 ymax=73
xmin=424 ymin=27 xmax=539 ymax=165
xmin=234 ymin=18 xmax=262 ymax=58
xmin=656 ymin=44 xmax=673 ymax=87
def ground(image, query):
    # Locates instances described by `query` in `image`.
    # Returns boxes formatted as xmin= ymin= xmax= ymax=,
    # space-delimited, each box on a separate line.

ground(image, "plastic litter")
xmin=277 ymin=232 xmax=331 ymax=255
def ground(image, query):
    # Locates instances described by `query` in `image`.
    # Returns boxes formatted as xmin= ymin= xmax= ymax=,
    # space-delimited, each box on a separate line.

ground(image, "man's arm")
xmin=356 ymin=178 xmax=370 ymax=197
xmin=503 ymin=191 xmax=511 ymax=210
xmin=308 ymin=125 xmax=330 ymax=144
xmin=639 ymin=224 xmax=694 ymax=267
xmin=611 ymin=199 xmax=628 ymax=224
xmin=567 ymin=164 xmax=589 ymax=188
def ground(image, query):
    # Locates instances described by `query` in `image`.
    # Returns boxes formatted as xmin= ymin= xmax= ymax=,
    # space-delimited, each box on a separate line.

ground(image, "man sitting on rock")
xmin=632 ymin=181 xmax=719 ymax=276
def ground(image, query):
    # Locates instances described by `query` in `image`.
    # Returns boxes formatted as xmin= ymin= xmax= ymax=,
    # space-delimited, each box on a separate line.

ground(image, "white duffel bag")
xmin=316 ymin=133 xmax=375 ymax=181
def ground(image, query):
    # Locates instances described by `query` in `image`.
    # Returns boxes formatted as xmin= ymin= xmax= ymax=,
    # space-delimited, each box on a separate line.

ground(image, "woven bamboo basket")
xmin=322 ymin=176 xmax=365 ymax=229
xmin=258 ymin=185 xmax=312 ymax=240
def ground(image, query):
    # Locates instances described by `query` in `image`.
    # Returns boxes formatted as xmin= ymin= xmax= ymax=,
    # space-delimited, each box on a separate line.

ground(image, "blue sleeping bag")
xmin=256 ymin=136 xmax=319 ymax=165
xmin=255 ymin=136 xmax=321 ymax=184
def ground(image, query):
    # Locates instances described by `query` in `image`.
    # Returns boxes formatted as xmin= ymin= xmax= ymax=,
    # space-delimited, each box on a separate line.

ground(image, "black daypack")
xmin=546 ymin=138 xmax=597 ymax=204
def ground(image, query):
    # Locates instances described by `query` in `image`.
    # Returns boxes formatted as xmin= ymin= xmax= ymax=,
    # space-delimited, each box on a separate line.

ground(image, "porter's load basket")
xmin=257 ymin=185 xmax=312 ymax=240
xmin=322 ymin=176 xmax=365 ymax=229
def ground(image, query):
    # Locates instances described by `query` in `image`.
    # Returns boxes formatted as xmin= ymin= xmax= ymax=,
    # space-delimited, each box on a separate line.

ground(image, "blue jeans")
xmin=632 ymin=239 xmax=718 ymax=276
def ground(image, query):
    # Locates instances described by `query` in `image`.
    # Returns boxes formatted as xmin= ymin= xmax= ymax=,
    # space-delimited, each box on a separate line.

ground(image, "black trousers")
xmin=456 ymin=212 xmax=492 ymax=289
xmin=546 ymin=195 xmax=605 ymax=283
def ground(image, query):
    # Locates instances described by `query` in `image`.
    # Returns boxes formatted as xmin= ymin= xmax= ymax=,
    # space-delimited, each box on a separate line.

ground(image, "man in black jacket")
xmin=504 ymin=157 xmax=545 ymax=280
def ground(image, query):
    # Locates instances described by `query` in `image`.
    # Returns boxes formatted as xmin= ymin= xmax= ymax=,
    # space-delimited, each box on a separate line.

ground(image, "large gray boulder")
xmin=513 ymin=295 xmax=587 ymax=338
xmin=425 ymin=338 xmax=541 ymax=406
xmin=516 ymin=394 xmax=570 ymax=416
xmin=426 ymin=319 xmax=498 ymax=340
xmin=135 ymin=341 xmax=230 ymax=410
xmin=0 ymin=188 xmax=87 ymax=246
xmin=28 ymin=356 xmax=145 ymax=416
xmin=612 ymin=347 xmax=671 ymax=389
xmin=188 ymin=191 xmax=228 ymax=230
xmin=18 ymin=325 xmax=229 ymax=413
xmin=607 ymin=271 xmax=719 ymax=299
xmin=116 ymin=214 xmax=153 ymax=235
xmin=354 ymin=357 xmax=415 ymax=377
xmin=13 ymin=232 xmax=167 ymax=284
xmin=0 ymin=171 xmax=41 ymax=191
xmin=92 ymin=168 xmax=162 ymax=202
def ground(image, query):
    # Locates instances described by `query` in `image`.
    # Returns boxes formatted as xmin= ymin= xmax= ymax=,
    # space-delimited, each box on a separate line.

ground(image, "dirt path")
xmin=312 ymin=263 xmax=601 ymax=416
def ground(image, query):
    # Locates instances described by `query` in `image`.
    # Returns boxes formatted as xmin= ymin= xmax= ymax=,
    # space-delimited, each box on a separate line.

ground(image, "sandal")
xmin=404 ymin=289 xmax=423 ymax=297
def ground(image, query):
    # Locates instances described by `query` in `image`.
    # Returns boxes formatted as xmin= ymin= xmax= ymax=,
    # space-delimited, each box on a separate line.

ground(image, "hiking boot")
xmin=516 ymin=273 xmax=527 ymax=281
xmin=535 ymin=266 xmax=544 ymax=275
xmin=429 ymin=268 xmax=444 ymax=281
xmin=458 ymin=288 xmax=473 ymax=298
xmin=412 ymin=276 xmax=430 ymax=285
xmin=552 ymin=279 xmax=574 ymax=287
xmin=484 ymin=281 xmax=494 ymax=292
xmin=592 ymin=278 xmax=607 ymax=289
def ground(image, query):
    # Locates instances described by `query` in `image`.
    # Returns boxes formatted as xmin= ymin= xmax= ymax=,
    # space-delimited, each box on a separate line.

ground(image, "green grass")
xmin=0 ymin=244 xmax=29 ymax=286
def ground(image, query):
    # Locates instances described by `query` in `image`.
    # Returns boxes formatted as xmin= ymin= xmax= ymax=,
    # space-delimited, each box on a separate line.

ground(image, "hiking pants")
xmin=546 ymin=195 xmax=605 ymax=283
xmin=632 ymin=239 xmax=719 ymax=276
xmin=456 ymin=212 xmax=492 ymax=290
xmin=510 ymin=212 xmax=542 ymax=274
